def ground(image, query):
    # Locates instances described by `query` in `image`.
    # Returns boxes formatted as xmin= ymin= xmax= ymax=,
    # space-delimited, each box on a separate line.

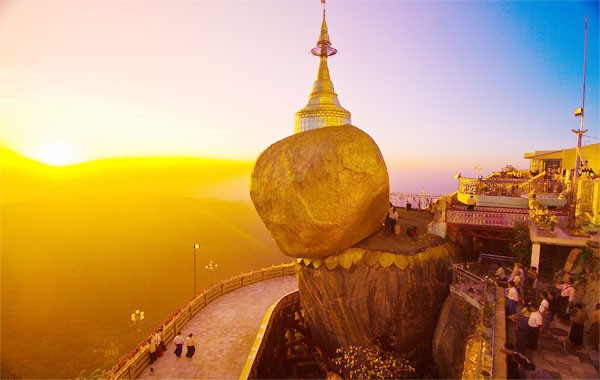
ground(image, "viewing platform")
xmin=107 ymin=265 xmax=298 ymax=379
xmin=137 ymin=274 xmax=298 ymax=379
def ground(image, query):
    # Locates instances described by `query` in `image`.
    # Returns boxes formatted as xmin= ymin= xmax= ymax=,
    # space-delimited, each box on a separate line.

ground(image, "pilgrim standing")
xmin=538 ymin=292 xmax=550 ymax=336
xmin=557 ymin=276 xmax=575 ymax=321
xmin=154 ymin=330 xmax=164 ymax=357
xmin=494 ymin=263 xmax=506 ymax=282
xmin=546 ymin=291 xmax=559 ymax=333
xmin=527 ymin=304 xmax=543 ymax=351
xmin=173 ymin=331 xmax=185 ymax=358
xmin=569 ymin=303 xmax=588 ymax=347
xmin=509 ymin=263 xmax=525 ymax=301
xmin=591 ymin=303 xmax=600 ymax=349
xmin=467 ymin=195 xmax=476 ymax=210
xmin=506 ymin=281 xmax=519 ymax=317
xmin=515 ymin=307 xmax=531 ymax=355
xmin=388 ymin=207 xmax=399 ymax=233
xmin=185 ymin=333 xmax=196 ymax=358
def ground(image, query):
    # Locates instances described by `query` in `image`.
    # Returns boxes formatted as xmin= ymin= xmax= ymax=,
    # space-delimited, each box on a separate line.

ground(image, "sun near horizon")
xmin=33 ymin=141 xmax=82 ymax=166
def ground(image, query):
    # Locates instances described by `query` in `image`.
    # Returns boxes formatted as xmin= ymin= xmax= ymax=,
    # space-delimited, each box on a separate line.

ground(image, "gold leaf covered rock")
xmin=250 ymin=125 xmax=389 ymax=258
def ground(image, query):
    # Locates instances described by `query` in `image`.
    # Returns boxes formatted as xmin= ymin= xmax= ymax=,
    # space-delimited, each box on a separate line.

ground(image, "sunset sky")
xmin=0 ymin=0 xmax=598 ymax=193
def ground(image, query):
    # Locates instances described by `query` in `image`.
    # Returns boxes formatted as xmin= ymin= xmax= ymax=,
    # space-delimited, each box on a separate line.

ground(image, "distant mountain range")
xmin=0 ymin=148 xmax=288 ymax=379
xmin=0 ymin=148 xmax=256 ymax=204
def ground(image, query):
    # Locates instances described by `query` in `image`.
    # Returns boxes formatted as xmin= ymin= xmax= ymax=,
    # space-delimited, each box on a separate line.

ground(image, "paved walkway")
xmin=139 ymin=275 xmax=298 ymax=379
xmin=507 ymin=315 xmax=599 ymax=379
xmin=533 ymin=318 xmax=599 ymax=379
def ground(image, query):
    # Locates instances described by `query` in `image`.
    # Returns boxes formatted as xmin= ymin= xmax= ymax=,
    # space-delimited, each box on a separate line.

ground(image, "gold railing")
xmin=104 ymin=263 xmax=296 ymax=380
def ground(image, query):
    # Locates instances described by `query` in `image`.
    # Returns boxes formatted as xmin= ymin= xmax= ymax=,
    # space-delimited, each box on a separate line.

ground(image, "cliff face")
xmin=296 ymin=242 xmax=455 ymax=372
xmin=431 ymin=291 xmax=479 ymax=378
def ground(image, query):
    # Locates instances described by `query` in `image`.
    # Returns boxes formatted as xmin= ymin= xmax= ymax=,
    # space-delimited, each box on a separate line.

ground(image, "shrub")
xmin=332 ymin=345 xmax=415 ymax=379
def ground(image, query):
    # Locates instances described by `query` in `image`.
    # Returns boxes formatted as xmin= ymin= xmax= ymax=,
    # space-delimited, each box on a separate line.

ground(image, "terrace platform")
xmin=138 ymin=275 xmax=298 ymax=379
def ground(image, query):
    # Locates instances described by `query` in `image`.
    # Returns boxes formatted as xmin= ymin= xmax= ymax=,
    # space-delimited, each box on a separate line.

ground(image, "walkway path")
xmin=506 ymin=309 xmax=599 ymax=379
xmin=139 ymin=275 xmax=298 ymax=379
xmin=532 ymin=318 xmax=599 ymax=379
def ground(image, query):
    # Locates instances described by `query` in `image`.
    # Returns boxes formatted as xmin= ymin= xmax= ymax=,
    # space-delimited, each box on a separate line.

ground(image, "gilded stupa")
xmin=294 ymin=0 xmax=351 ymax=133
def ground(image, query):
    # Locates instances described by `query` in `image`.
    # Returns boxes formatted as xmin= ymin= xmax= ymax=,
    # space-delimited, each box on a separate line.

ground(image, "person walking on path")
xmin=569 ymin=303 xmax=588 ymax=347
xmin=173 ymin=332 xmax=185 ymax=358
xmin=185 ymin=333 xmax=196 ymax=358
xmin=148 ymin=335 xmax=158 ymax=364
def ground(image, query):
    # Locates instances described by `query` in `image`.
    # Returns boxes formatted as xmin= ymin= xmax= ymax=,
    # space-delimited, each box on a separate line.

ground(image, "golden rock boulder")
xmin=250 ymin=125 xmax=389 ymax=258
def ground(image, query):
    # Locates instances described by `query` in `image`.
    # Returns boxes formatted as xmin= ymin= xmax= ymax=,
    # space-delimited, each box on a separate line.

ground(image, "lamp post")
xmin=474 ymin=164 xmax=482 ymax=179
xmin=193 ymin=243 xmax=200 ymax=297
xmin=205 ymin=260 xmax=219 ymax=285
xmin=130 ymin=309 xmax=145 ymax=332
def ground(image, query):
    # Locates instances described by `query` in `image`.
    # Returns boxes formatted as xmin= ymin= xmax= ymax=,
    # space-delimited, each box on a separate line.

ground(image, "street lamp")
xmin=193 ymin=243 xmax=200 ymax=297
xmin=474 ymin=164 xmax=482 ymax=179
xmin=205 ymin=260 xmax=219 ymax=285
xmin=130 ymin=309 xmax=145 ymax=332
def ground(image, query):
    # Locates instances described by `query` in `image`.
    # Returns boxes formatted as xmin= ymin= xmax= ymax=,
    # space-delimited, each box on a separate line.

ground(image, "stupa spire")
xmin=294 ymin=0 xmax=351 ymax=134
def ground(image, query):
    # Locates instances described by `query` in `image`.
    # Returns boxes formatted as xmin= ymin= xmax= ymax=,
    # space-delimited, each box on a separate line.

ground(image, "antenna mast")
xmin=572 ymin=16 xmax=588 ymax=182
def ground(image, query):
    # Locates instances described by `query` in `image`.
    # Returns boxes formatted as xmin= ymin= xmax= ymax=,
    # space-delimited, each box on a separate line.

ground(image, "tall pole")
xmin=573 ymin=16 xmax=588 ymax=183
xmin=193 ymin=243 xmax=200 ymax=297
xmin=569 ymin=17 xmax=588 ymax=228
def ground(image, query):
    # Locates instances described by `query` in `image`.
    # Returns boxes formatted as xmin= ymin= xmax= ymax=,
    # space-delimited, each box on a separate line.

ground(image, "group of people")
xmin=147 ymin=330 xmax=197 ymax=370
xmin=495 ymin=262 xmax=538 ymax=303
xmin=499 ymin=265 xmax=598 ymax=361
xmin=148 ymin=330 xmax=167 ymax=367
xmin=580 ymin=160 xmax=596 ymax=177
xmin=173 ymin=331 xmax=197 ymax=359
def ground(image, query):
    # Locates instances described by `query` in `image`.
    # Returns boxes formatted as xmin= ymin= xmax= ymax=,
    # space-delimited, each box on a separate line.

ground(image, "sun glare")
xmin=36 ymin=143 xmax=80 ymax=166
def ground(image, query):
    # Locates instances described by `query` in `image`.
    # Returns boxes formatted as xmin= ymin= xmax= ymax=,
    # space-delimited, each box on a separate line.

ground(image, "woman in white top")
xmin=527 ymin=304 xmax=543 ymax=350
xmin=538 ymin=292 xmax=550 ymax=335
xmin=556 ymin=276 xmax=575 ymax=321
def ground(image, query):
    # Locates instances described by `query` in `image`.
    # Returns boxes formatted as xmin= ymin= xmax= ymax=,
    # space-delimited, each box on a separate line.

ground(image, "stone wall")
xmin=431 ymin=291 xmax=479 ymax=379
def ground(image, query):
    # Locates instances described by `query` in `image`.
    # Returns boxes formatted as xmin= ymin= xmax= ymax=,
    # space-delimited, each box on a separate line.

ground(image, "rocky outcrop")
xmin=296 ymin=242 xmax=455 ymax=373
xmin=250 ymin=125 xmax=389 ymax=258
xmin=432 ymin=291 xmax=479 ymax=379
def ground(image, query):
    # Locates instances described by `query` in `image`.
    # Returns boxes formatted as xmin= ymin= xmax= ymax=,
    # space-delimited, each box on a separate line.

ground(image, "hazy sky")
xmin=0 ymin=0 xmax=598 ymax=193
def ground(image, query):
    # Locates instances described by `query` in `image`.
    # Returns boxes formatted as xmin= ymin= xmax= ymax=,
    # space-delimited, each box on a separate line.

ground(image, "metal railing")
xmin=389 ymin=192 xmax=444 ymax=209
xmin=450 ymin=262 xmax=496 ymax=379
xmin=458 ymin=172 xmax=564 ymax=197
xmin=104 ymin=263 xmax=296 ymax=379
xmin=446 ymin=207 xmax=568 ymax=229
